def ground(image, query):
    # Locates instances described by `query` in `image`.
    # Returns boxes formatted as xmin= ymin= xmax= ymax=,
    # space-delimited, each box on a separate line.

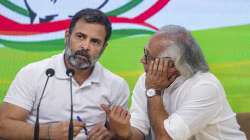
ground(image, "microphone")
xmin=34 ymin=68 xmax=55 ymax=140
xmin=66 ymin=68 xmax=75 ymax=140
xmin=66 ymin=68 xmax=75 ymax=77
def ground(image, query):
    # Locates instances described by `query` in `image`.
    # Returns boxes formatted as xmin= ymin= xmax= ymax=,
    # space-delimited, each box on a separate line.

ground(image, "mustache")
xmin=72 ymin=49 xmax=92 ymax=65
xmin=74 ymin=49 xmax=90 ymax=58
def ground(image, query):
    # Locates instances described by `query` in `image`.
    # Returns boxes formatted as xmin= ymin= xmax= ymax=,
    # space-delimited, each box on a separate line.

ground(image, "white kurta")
xmin=4 ymin=53 xmax=130 ymax=140
xmin=130 ymin=72 xmax=246 ymax=140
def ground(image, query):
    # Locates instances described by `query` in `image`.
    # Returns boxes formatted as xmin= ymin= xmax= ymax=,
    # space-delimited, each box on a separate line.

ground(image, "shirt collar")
xmin=85 ymin=62 xmax=102 ymax=84
xmin=54 ymin=53 xmax=102 ymax=84
xmin=164 ymin=75 xmax=186 ymax=94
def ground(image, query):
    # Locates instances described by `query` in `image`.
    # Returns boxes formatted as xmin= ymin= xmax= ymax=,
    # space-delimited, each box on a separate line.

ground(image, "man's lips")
xmin=75 ymin=54 xmax=88 ymax=60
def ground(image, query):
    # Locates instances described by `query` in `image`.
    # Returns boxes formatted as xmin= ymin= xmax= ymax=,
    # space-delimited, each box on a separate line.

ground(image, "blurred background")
xmin=1 ymin=0 xmax=250 ymax=112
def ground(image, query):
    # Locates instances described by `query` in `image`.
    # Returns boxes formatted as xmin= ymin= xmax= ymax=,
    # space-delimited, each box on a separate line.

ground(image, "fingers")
xmin=121 ymin=108 xmax=128 ymax=118
xmin=48 ymin=120 xmax=87 ymax=140
xmin=95 ymin=127 xmax=111 ymax=140
xmin=157 ymin=58 xmax=163 ymax=74
xmin=125 ymin=112 xmax=131 ymax=121
xmin=88 ymin=123 xmax=101 ymax=139
xmin=152 ymin=58 xmax=160 ymax=75
xmin=148 ymin=57 xmax=164 ymax=75
xmin=73 ymin=128 xmax=81 ymax=137
xmin=73 ymin=120 xmax=85 ymax=127
xmin=148 ymin=58 xmax=169 ymax=76
xmin=158 ymin=58 xmax=169 ymax=77
xmin=162 ymin=58 xmax=169 ymax=74
xmin=88 ymin=123 xmax=112 ymax=140
xmin=102 ymin=105 xmax=130 ymax=127
xmin=146 ymin=58 xmax=178 ymax=90
xmin=101 ymin=104 xmax=111 ymax=115
xmin=74 ymin=120 xmax=85 ymax=135
xmin=110 ymin=106 xmax=129 ymax=119
xmin=113 ymin=106 xmax=123 ymax=117
xmin=96 ymin=130 xmax=112 ymax=140
xmin=148 ymin=60 xmax=153 ymax=75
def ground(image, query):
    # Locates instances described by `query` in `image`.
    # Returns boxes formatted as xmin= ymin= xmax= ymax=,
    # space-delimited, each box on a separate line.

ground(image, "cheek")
xmin=142 ymin=63 xmax=148 ymax=72
xmin=140 ymin=58 xmax=148 ymax=72
xmin=144 ymin=65 xmax=148 ymax=72
xmin=91 ymin=47 xmax=104 ymax=57
xmin=69 ymin=41 xmax=78 ymax=51
xmin=168 ymin=67 xmax=178 ymax=75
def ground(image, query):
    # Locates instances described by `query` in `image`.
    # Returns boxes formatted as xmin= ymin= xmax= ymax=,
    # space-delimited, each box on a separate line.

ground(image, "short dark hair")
xmin=69 ymin=8 xmax=112 ymax=43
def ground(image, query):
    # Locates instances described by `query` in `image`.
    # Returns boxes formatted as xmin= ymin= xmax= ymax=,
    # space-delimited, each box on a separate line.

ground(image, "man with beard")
xmin=102 ymin=25 xmax=247 ymax=140
xmin=0 ymin=8 xmax=129 ymax=140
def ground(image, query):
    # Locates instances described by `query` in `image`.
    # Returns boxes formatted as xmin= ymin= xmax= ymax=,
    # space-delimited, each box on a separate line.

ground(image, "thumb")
xmin=101 ymin=104 xmax=111 ymax=115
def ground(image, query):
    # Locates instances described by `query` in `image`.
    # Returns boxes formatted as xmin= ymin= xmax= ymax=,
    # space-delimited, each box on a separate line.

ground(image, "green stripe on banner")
xmin=0 ymin=39 xmax=65 ymax=51
xmin=1 ymin=24 xmax=250 ymax=111
xmin=0 ymin=29 xmax=154 ymax=51
xmin=106 ymin=0 xmax=142 ymax=16
xmin=112 ymin=29 xmax=154 ymax=39
xmin=0 ymin=0 xmax=29 ymax=16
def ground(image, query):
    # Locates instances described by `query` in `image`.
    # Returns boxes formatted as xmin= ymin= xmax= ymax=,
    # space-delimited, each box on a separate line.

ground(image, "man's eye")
xmin=77 ymin=35 xmax=83 ymax=39
xmin=92 ymin=40 xmax=101 ymax=46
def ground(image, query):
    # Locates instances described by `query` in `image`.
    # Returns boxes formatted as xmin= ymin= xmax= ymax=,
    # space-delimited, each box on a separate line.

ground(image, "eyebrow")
xmin=75 ymin=32 xmax=103 ymax=43
xmin=75 ymin=32 xmax=86 ymax=37
xmin=91 ymin=38 xmax=102 ymax=44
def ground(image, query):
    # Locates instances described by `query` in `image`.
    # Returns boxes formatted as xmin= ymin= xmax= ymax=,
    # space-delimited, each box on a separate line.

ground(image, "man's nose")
xmin=80 ymin=40 xmax=91 ymax=50
xmin=141 ymin=56 xmax=146 ymax=64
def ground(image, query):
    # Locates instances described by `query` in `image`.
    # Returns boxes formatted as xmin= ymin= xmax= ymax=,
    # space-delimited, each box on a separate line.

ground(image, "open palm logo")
xmin=24 ymin=0 xmax=109 ymax=23
xmin=0 ymin=0 xmax=170 ymax=50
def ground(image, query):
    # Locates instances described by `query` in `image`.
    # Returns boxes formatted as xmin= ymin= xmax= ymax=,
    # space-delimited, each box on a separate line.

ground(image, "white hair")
xmin=158 ymin=25 xmax=209 ymax=78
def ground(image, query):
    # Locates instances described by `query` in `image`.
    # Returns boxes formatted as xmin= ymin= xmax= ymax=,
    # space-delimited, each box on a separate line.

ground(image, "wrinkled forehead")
xmin=145 ymin=33 xmax=174 ymax=55
xmin=148 ymin=32 xmax=174 ymax=47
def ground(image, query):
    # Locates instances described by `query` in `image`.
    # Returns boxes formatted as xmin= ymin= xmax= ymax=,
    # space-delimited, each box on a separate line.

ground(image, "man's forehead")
xmin=151 ymin=32 xmax=173 ymax=42
xmin=147 ymin=33 xmax=173 ymax=49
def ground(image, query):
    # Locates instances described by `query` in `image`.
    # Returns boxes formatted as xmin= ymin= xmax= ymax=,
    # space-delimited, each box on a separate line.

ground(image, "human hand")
xmin=101 ymin=104 xmax=132 ymax=139
xmin=145 ymin=58 xmax=179 ymax=91
xmin=48 ymin=120 xmax=85 ymax=140
xmin=87 ymin=122 xmax=114 ymax=140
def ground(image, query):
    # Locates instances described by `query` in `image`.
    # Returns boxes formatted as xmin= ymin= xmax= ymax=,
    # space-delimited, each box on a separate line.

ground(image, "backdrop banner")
xmin=1 ymin=0 xmax=250 ymax=112
xmin=1 ymin=0 xmax=250 ymax=43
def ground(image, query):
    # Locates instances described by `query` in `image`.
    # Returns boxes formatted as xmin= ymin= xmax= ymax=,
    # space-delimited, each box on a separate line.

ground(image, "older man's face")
xmin=141 ymin=33 xmax=178 ymax=75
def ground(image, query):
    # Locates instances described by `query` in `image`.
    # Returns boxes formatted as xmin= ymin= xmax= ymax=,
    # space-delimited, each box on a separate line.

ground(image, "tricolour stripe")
xmin=0 ymin=25 xmax=154 ymax=42
xmin=0 ymin=15 xmax=157 ymax=36
xmin=134 ymin=0 xmax=170 ymax=21
xmin=106 ymin=0 xmax=142 ymax=16
xmin=0 ymin=0 xmax=29 ymax=16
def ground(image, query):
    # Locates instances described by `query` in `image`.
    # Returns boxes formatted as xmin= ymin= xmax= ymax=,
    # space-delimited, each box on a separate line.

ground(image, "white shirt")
xmin=4 ymin=53 xmax=130 ymax=140
xmin=130 ymin=72 xmax=246 ymax=140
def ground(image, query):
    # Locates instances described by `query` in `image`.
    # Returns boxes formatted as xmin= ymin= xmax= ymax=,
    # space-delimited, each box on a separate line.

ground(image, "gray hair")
xmin=158 ymin=25 xmax=209 ymax=77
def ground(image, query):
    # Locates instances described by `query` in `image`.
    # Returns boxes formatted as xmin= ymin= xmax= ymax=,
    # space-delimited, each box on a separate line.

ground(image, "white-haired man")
xmin=102 ymin=25 xmax=247 ymax=140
